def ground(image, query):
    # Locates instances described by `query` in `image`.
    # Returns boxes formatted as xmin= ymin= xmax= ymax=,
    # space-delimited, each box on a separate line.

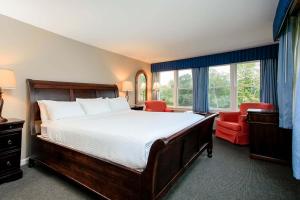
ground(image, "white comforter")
xmin=41 ymin=110 xmax=204 ymax=170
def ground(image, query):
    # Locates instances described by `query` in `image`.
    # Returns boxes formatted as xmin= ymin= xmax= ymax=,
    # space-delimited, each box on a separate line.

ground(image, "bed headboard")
xmin=27 ymin=79 xmax=119 ymax=135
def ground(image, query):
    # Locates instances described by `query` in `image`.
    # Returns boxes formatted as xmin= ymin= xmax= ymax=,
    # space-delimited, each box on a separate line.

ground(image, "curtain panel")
xmin=260 ymin=58 xmax=278 ymax=107
xmin=151 ymin=44 xmax=278 ymax=72
xmin=152 ymin=72 xmax=159 ymax=100
xmin=277 ymin=17 xmax=297 ymax=129
xmin=292 ymin=12 xmax=300 ymax=180
xmin=192 ymin=68 xmax=209 ymax=112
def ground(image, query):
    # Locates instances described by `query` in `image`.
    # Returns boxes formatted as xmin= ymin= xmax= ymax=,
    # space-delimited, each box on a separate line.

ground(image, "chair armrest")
xmin=238 ymin=115 xmax=247 ymax=124
xmin=145 ymin=108 xmax=153 ymax=112
xmin=165 ymin=108 xmax=174 ymax=112
xmin=219 ymin=112 xmax=240 ymax=122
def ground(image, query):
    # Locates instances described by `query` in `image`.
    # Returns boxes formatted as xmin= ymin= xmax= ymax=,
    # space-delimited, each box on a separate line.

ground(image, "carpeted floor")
xmin=0 ymin=137 xmax=299 ymax=200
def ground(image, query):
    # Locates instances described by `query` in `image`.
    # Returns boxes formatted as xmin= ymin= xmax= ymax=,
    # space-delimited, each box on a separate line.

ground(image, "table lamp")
xmin=121 ymin=81 xmax=133 ymax=101
xmin=0 ymin=69 xmax=16 ymax=122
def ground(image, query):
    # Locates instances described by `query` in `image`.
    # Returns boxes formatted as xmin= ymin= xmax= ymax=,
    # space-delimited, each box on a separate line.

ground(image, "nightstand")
xmin=131 ymin=105 xmax=144 ymax=110
xmin=247 ymin=109 xmax=291 ymax=164
xmin=0 ymin=119 xmax=24 ymax=184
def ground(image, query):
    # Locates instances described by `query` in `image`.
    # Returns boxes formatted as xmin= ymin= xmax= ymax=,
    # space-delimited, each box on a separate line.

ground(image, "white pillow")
xmin=37 ymin=101 xmax=49 ymax=123
xmin=107 ymin=97 xmax=130 ymax=111
xmin=41 ymin=100 xmax=85 ymax=120
xmin=76 ymin=98 xmax=111 ymax=115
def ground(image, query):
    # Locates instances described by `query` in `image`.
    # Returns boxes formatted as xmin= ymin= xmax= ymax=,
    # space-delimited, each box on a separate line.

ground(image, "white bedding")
xmin=40 ymin=110 xmax=204 ymax=170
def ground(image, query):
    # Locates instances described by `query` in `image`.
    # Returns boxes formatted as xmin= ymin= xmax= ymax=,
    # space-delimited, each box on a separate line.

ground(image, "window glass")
xmin=208 ymin=65 xmax=231 ymax=110
xmin=178 ymin=70 xmax=193 ymax=107
xmin=237 ymin=61 xmax=260 ymax=107
xmin=137 ymin=74 xmax=146 ymax=102
xmin=159 ymin=71 xmax=174 ymax=106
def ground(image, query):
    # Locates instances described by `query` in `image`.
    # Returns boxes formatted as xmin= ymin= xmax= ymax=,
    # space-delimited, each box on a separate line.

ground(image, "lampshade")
xmin=153 ymin=82 xmax=160 ymax=91
xmin=122 ymin=81 xmax=133 ymax=92
xmin=0 ymin=69 xmax=16 ymax=89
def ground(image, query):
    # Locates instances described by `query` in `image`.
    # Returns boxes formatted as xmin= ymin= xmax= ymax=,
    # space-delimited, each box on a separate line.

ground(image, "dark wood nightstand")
xmin=0 ymin=119 xmax=24 ymax=184
xmin=131 ymin=105 xmax=144 ymax=110
xmin=247 ymin=109 xmax=291 ymax=164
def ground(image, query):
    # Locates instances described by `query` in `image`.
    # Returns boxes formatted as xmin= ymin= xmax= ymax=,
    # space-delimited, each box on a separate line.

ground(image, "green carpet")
xmin=0 ymin=137 xmax=299 ymax=200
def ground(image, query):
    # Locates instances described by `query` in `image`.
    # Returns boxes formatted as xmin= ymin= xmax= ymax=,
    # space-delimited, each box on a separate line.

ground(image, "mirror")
xmin=135 ymin=70 xmax=148 ymax=105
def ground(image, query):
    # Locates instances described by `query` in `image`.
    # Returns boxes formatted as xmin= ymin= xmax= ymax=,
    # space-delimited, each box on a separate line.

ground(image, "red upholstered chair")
xmin=215 ymin=103 xmax=274 ymax=145
xmin=145 ymin=100 xmax=173 ymax=112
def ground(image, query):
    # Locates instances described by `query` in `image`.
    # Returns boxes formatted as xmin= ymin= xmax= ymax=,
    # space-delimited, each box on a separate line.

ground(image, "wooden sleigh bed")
xmin=27 ymin=79 xmax=217 ymax=200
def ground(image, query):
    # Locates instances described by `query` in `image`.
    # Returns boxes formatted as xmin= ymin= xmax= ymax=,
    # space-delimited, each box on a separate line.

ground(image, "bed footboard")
xmin=141 ymin=113 xmax=217 ymax=199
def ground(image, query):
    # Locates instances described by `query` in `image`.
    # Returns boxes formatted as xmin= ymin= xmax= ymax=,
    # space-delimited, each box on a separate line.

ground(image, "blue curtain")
xmin=273 ymin=0 xmax=294 ymax=40
xmin=192 ymin=68 xmax=208 ymax=112
xmin=260 ymin=58 xmax=278 ymax=107
xmin=151 ymin=44 xmax=278 ymax=72
xmin=292 ymin=12 xmax=300 ymax=180
xmin=277 ymin=18 xmax=296 ymax=129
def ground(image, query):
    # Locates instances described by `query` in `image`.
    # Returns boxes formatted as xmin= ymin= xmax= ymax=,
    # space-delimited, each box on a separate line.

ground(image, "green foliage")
xmin=160 ymin=73 xmax=193 ymax=106
xmin=160 ymin=79 xmax=174 ymax=105
xmin=208 ymin=62 xmax=260 ymax=110
xmin=178 ymin=73 xmax=193 ymax=106
xmin=237 ymin=62 xmax=260 ymax=106
xmin=159 ymin=62 xmax=260 ymax=109
xmin=208 ymin=68 xmax=231 ymax=109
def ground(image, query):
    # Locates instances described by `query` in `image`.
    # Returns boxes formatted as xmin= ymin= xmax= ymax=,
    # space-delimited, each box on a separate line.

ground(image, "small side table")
xmin=131 ymin=105 xmax=144 ymax=111
xmin=0 ymin=119 xmax=25 ymax=184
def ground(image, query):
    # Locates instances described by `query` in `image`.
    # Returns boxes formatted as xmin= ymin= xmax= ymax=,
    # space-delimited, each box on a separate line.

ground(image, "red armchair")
xmin=145 ymin=100 xmax=173 ymax=112
xmin=215 ymin=103 xmax=274 ymax=145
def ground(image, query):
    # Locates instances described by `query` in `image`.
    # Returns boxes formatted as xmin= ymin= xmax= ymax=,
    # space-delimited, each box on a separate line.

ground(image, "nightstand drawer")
xmin=0 ymin=152 xmax=20 ymax=173
xmin=0 ymin=123 xmax=23 ymax=132
xmin=0 ymin=132 xmax=21 ymax=152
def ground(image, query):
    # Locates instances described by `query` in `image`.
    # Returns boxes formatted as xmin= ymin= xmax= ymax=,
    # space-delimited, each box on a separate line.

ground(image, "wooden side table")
xmin=0 ymin=119 xmax=25 ymax=184
xmin=131 ymin=105 xmax=144 ymax=111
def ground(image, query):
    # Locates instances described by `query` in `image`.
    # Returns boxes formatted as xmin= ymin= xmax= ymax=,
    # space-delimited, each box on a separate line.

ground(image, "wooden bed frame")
xmin=27 ymin=79 xmax=217 ymax=200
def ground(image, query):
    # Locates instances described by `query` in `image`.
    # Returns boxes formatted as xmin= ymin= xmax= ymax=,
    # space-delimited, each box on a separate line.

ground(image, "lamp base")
xmin=0 ymin=116 xmax=7 ymax=123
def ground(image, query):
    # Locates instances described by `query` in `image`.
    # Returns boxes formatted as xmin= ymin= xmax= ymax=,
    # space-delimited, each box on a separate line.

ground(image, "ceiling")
xmin=0 ymin=0 xmax=279 ymax=63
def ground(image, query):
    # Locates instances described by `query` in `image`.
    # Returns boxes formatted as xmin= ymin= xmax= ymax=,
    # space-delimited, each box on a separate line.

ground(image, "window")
xmin=159 ymin=71 xmax=175 ymax=106
xmin=178 ymin=70 xmax=193 ymax=106
xmin=136 ymin=73 xmax=147 ymax=103
xmin=208 ymin=65 xmax=231 ymax=110
xmin=237 ymin=62 xmax=260 ymax=107
xmin=158 ymin=70 xmax=193 ymax=107
xmin=208 ymin=61 xmax=260 ymax=111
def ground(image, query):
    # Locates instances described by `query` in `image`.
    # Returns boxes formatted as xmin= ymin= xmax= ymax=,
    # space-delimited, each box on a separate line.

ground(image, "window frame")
xmin=208 ymin=61 xmax=260 ymax=112
xmin=158 ymin=70 xmax=193 ymax=109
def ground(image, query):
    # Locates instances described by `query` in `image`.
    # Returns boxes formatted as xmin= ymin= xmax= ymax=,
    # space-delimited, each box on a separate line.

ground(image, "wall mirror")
xmin=135 ymin=70 xmax=147 ymax=105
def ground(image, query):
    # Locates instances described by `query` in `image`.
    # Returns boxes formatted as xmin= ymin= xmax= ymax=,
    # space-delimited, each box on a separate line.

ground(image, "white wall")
xmin=0 ymin=14 xmax=151 ymax=160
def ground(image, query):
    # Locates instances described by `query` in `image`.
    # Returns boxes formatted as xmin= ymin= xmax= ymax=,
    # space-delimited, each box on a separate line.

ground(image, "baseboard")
xmin=21 ymin=157 xmax=29 ymax=166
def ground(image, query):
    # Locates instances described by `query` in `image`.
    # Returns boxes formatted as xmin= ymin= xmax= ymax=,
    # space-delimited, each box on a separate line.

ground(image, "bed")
xmin=27 ymin=79 xmax=217 ymax=200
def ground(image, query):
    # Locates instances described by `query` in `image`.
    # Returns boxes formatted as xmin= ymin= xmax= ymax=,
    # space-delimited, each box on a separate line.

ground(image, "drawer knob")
xmin=9 ymin=125 xmax=13 ymax=129
xmin=7 ymin=139 xmax=12 ymax=145
xmin=6 ymin=161 xmax=11 ymax=167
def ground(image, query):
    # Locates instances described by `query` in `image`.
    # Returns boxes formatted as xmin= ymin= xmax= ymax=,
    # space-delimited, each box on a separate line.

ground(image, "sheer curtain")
xmin=192 ymin=67 xmax=209 ymax=112
xmin=152 ymin=72 xmax=159 ymax=100
xmin=292 ymin=12 xmax=300 ymax=180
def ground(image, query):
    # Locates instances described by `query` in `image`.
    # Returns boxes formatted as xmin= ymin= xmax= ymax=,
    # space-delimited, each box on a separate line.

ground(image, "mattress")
xmin=40 ymin=110 xmax=204 ymax=170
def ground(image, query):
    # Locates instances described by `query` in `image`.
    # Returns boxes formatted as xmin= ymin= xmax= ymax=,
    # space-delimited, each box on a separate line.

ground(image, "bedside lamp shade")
xmin=122 ymin=81 xmax=133 ymax=92
xmin=0 ymin=69 xmax=16 ymax=89
xmin=0 ymin=69 xmax=16 ymax=122
xmin=121 ymin=81 xmax=133 ymax=102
